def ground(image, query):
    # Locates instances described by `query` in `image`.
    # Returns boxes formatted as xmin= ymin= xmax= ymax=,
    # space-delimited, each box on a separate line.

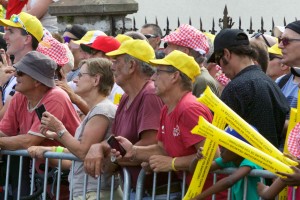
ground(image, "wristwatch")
xmin=57 ymin=129 xmax=66 ymax=138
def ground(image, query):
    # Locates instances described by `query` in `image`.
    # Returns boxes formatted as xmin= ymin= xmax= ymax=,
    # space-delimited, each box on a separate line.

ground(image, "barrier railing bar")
xmin=17 ymin=156 xmax=23 ymax=200
xmin=122 ymin=167 xmax=131 ymax=200
xmin=4 ymin=155 xmax=10 ymax=200
xmin=56 ymin=159 xmax=62 ymax=200
xmin=30 ymin=158 xmax=36 ymax=195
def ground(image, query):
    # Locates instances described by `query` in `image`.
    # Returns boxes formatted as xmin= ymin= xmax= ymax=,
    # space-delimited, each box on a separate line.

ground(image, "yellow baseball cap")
xmin=149 ymin=50 xmax=200 ymax=82
xmin=73 ymin=30 xmax=106 ymax=45
xmin=115 ymin=34 xmax=133 ymax=43
xmin=204 ymin=32 xmax=216 ymax=42
xmin=106 ymin=39 xmax=155 ymax=63
xmin=0 ymin=12 xmax=43 ymax=42
xmin=268 ymin=43 xmax=282 ymax=56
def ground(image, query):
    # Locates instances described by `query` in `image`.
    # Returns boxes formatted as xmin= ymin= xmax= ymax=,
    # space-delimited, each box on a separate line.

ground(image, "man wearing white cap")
xmin=162 ymin=24 xmax=220 ymax=97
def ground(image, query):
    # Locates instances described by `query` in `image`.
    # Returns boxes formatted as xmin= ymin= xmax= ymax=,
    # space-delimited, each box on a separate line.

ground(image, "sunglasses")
xmin=251 ymin=32 xmax=271 ymax=47
xmin=10 ymin=14 xmax=28 ymax=35
xmin=63 ymin=36 xmax=77 ymax=43
xmin=278 ymin=37 xmax=300 ymax=46
xmin=16 ymin=69 xmax=25 ymax=76
xmin=144 ymin=34 xmax=158 ymax=39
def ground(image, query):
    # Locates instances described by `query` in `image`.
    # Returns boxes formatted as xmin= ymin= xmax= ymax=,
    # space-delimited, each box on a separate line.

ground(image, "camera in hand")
xmin=107 ymin=135 xmax=126 ymax=157
xmin=35 ymin=104 xmax=46 ymax=121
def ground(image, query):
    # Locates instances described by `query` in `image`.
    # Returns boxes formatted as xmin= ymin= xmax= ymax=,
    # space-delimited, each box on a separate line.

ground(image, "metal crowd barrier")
xmin=135 ymin=168 xmax=297 ymax=200
xmin=0 ymin=149 xmax=131 ymax=200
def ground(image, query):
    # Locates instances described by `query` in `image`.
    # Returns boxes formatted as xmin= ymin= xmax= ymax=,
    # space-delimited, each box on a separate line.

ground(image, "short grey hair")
xmin=124 ymin=54 xmax=154 ymax=77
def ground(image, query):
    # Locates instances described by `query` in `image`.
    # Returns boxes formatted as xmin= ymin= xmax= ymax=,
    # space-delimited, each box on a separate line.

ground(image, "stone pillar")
xmin=49 ymin=0 xmax=138 ymax=36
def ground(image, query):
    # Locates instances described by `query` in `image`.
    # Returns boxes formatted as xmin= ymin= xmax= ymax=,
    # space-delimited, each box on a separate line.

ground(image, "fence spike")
xmin=270 ymin=18 xmax=275 ymax=35
xmin=189 ymin=17 xmax=192 ymax=25
xmin=200 ymin=18 xmax=205 ymax=32
xmin=177 ymin=17 xmax=180 ymax=29
xmin=132 ymin=17 xmax=137 ymax=31
xmin=210 ymin=18 xmax=216 ymax=34
xmin=247 ymin=17 xmax=254 ymax=34
xmin=144 ymin=17 xmax=147 ymax=25
xmin=155 ymin=17 xmax=158 ymax=25
xmin=239 ymin=17 xmax=243 ymax=31
xmin=284 ymin=17 xmax=286 ymax=26
xmin=163 ymin=17 xmax=171 ymax=36
xmin=259 ymin=17 xmax=266 ymax=34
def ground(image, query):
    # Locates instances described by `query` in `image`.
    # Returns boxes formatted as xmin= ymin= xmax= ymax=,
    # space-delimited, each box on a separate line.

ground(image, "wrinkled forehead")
xmin=282 ymin=28 xmax=300 ymax=38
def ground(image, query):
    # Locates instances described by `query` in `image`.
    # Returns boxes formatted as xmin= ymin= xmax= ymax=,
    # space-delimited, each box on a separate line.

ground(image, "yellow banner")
xmin=198 ymin=87 xmax=297 ymax=166
xmin=183 ymin=115 xmax=225 ymax=199
xmin=183 ymin=139 xmax=218 ymax=200
xmin=192 ymin=117 xmax=294 ymax=177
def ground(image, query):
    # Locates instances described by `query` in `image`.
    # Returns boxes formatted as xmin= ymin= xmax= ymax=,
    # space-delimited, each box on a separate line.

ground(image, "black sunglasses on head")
xmin=251 ymin=32 xmax=271 ymax=47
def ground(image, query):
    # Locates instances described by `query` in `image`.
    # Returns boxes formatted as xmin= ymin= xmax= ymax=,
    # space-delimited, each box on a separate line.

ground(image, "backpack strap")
xmin=278 ymin=73 xmax=292 ymax=89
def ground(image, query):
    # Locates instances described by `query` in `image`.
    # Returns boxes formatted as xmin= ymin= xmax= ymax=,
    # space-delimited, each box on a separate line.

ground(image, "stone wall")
xmin=49 ymin=0 xmax=138 ymax=35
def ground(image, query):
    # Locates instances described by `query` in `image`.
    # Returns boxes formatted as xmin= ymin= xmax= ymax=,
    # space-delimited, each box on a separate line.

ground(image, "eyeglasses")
xmin=154 ymin=68 xmax=175 ymax=75
xmin=144 ymin=34 xmax=158 ymax=39
xmin=77 ymin=72 xmax=90 ymax=78
xmin=215 ymin=52 xmax=224 ymax=65
xmin=10 ymin=14 xmax=28 ymax=35
xmin=251 ymin=32 xmax=271 ymax=47
xmin=278 ymin=37 xmax=300 ymax=46
xmin=63 ymin=36 xmax=77 ymax=43
xmin=16 ymin=69 xmax=24 ymax=76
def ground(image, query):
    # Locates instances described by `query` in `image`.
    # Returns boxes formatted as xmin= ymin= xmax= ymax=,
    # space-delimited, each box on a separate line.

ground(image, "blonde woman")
xmin=28 ymin=58 xmax=123 ymax=200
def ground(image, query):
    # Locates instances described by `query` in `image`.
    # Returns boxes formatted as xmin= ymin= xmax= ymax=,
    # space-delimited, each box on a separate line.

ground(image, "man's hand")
xmin=110 ymin=136 xmax=133 ymax=160
xmin=148 ymin=155 xmax=172 ymax=172
xmin=141 ymin=162 xmax=153 ymax=174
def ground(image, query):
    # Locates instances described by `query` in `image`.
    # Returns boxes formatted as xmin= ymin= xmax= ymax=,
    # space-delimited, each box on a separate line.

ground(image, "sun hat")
xmin=268 ymin=43 xmax=282 ymax=56
xmin=37 ymin=36 xmax=69 ymax=66
xmin=208 ymin=29 xmax=249 ymax=63
xmin=273 ymin=26 xmax=285 ymax=38
xmin=106 ymin=39 xmax=155 ymax=63
xmin=115 ymin=34 xmax=133 ymax=43
xmin=64 ymin=44 xmax=74 ymax=69
xmin=149 ymin=50 xmax=200 ymax=82
xmin=162 ymin=24 xmax=209 ymax=55
xmin=80 ymin=35 xmax=121 ymax=54
xmin=14 ymin=51 xmax=57 ymax=88
xmin=204 ymin=32 xmax=216 ymax=43
xmin=73 ymin=30 xmax=106 ymax=45
xmin=0 ymin=12 xmax=43 ymax=42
